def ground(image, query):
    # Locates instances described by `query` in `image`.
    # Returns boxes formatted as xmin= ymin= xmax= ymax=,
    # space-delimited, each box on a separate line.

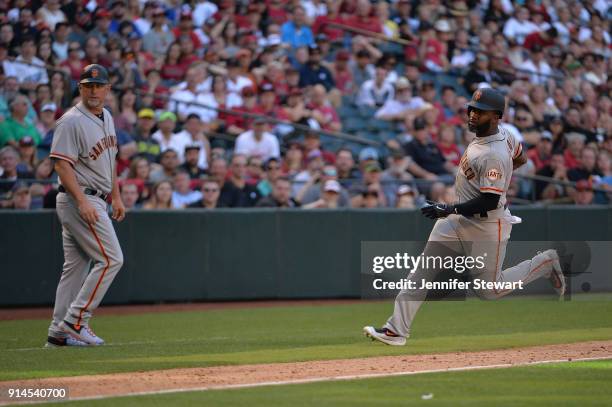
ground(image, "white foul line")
xmin=3 ymin=355 xmax=610 ymax=406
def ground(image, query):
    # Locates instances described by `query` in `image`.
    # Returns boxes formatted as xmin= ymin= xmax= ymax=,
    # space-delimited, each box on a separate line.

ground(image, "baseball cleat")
xmin=363 ymin=326 xmax=406 ymax=346
xmin=546 ymin=249 xmax=566 ymax=298
xmin=59 ymin=321 xmax=105 ymax=346
xmin=44 ymin=336 xmax=89 ymax=348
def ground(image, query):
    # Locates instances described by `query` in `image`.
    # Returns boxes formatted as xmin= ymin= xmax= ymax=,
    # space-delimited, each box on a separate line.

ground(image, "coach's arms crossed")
xmin=421 ymin=193 xmax=500 ymax=219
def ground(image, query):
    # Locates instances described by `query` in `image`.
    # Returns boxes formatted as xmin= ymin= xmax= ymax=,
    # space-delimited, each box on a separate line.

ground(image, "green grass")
xmin=1 ymin=295 xmax=612 ymax=381
xmin=57 ymin=360 xmax=612 ymax=406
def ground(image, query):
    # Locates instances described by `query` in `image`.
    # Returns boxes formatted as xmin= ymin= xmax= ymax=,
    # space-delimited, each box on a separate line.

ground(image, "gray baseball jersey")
xmin=48 ymin=101 xmax=123 ymax=340
xmin=455 ymin=126 xmax=522 ymax=209
xmin=50 ymin=102 xmax=118 ymax=194
xmin=383 ymin=126 xmax=557 ymax=339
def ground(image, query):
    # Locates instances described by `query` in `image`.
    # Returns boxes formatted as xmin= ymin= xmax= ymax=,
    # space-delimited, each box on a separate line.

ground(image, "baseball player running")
xmin=46 ymin=64 xmax=125 ymax=347
xmin=364 ymin=88 xmax=566 ymax=346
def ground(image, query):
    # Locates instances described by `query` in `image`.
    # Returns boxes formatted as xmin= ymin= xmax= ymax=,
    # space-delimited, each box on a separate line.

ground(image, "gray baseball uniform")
xmin=48 ymin=102 xmax=123 ymax=339
xmin=385 ymin=126 xmax=556 ymax=337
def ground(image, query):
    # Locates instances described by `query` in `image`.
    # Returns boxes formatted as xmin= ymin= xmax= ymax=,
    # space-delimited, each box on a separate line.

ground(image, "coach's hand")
xmin=78 ymin=199 xmax=99 ymax=224
xmin=421 ymin=200 xmax=455 ymax=219
xmin=111 ymin=199 xmax=126 ymax=222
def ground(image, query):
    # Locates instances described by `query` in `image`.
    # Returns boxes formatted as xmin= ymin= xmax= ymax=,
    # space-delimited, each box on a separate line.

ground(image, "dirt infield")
xmin=0 ymin=300 xmax=368 ymax=321
xmin=2 ymin=340 xmax=611 ymax=403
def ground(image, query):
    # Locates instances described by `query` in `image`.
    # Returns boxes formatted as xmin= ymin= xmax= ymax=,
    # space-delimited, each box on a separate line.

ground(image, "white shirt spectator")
xmin=193 ymin=1 xmax=219 ymax=28
xmin=356 ymin=79 xmax=395 ymax=108
xmin=518 ymin=59 xmax=552 ymax=85
xmin=195 ymin=92 xmax=242 ymax=123
xmin=174 ymin=77 xmax=212 ymax=94
xmin=375 ymin=96 xmax=426 ymax=119
xmin=172 ymin=189 xmax=202 ymax=208
xmin=502 ymin=18 xmax=538 ymax=45
xmin=500 ymin=122 xmax=524 ymax=143
xmin=226 ymin=76 xmax=254 ymax=96
xmin=152 ymin=130 xmax=191 ymax=163
xmin=3 ymin=56 xmax=49 ymax=85
xmin=234 ymin=130 xmax=280 ymax=161
xmin=174 ymin=129 xmax=209 ymax=169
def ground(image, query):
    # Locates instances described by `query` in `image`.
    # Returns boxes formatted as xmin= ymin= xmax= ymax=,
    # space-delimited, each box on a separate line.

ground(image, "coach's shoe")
xmin=363 ymin=326 xmax=406 ymax=346
xmin=44 ymin=336 xmax=89 ymax=348
xmin=59 ymin=321 xmax=105 ymax=346
xmin=546 ymin=249 xmax=566 ymax=298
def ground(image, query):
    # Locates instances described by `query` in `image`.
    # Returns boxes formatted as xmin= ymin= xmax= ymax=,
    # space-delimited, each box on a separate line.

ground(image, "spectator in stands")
xmin=219 ymin=154 xmax=261 ymax=207
xmin=436 ymin=124 xmax=461 ymax=166
xmin=16 ymin=136 xmax=37 ymax=173
xmin=356 ymin=62 xmax=394 ymax=108
xmin=2 ymin=36 xmax=48 ymax=91
xmin=181 ymin=145 xmax=207 ymax=180
xmin=176 ymin=113 xmax=211 ymax=170
xmin=573 ymin=180 xmax=594 ymax=206
xmin=132 ymin=108 xmax=160 ymax=163
xmin=564 ymin=132 xmax=586 ymax=170
xmin=299 ymin=45 xmax=335 ymax=91
xmin=152 ymin=111 xmax=190 ymax=163
xmin=208 ymin=157 xmax=228 ymax=187
xmin=188 ymin=178 xmax=222 ymax=209
xmin=150 ymin=148 xmax=179 ymax=184
xmin=418 ymin=19 xmax=451 ymax=73
xmin=196 ymin=74 xmax=243 ymax=127
xmin=518 ymin=45 xmax=552 ymax=86
xmin=568 ymin=147 xmax=600 ymax=184
xmin=381 ymin=149 xmax=414 ymax=207
xmin=120 ymin=181 xmax=141 ymax=210
xmin=349 ymin=162 xmax=387 ymax=208
xmin=256 ymin=177 xmax=299 ymax=208
xmin=527 ymin=131 xmax=553 ymax=172
xmin=523 ymin=27 xmax=558 ymax=51
xmin=350 ymin=49 xmax=376 ymax=93
xmin=593 ymin=151 xmax=612 ymax=204
xmin=3 ymin=181 xmax=32 ymax=210
xmin=0 ymin=94 xmax=42 ymax=147
xmin=537 ymin=152 xmax=568 ymax=201
xmin=375 ymin=77 xmax=429 ymax=122
xmin=142 ymin=8 xmax=174 ymax=58
xmin=143 ymin=180 xmax=175 ymax=209
xmin=234 ymin=118 xmax=280 ymax=161
xmin=281 ymin=5 xmax=314 ymax=49
xmin=502 ymin=7 xmax=538 ymax=45
xmin=255 ymin=157 xmax=280 ymax=197
xmin=171 ymin=170 xmax=202 ymax=208
xmin=404 ymin=118 xmax=454 ymax=181
xmin=297 ymin=164 xmax=350 ymax=207
xmin=35 ymin=102 xmax=57 ymax=142
xmin=307 ymin=85 xmax=341 ymax=132
xmin=282 ymin=141 xmax=304 ymax=178
xmin=293 ymin=148 xmax=325 ymax=196
xmin=335 ymin=148 xmax=361 ymax=186
xmin=463 ymin=54 xmax=499 ymax=94
xmin=303 ymin=179 xmax=342 ymax=209
xmin=0 ymin=145 xmax=33 ymax=199
xmin=395 ymin=184 xmax=418 ymax=209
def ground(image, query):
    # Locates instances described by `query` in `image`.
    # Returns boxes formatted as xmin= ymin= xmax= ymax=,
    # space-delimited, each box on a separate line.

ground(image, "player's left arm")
xmin=512 ymin=149 xmax=527 ymax=169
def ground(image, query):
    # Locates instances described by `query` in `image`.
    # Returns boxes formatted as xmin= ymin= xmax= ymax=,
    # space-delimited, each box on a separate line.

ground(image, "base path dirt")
xmin=1 ymin=340 xmax=611 ymax=404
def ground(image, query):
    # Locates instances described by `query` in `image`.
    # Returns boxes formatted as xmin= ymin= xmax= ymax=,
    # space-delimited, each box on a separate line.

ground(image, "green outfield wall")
xmin=1 ymin=207 xmax=611 ymax=306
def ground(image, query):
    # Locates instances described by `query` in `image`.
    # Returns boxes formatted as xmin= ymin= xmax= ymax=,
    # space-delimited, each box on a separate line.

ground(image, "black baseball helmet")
xmin=79 ymin=64 xmax=110 ymax=85
xmin=467 ymin=88 xmax=506 ymax=117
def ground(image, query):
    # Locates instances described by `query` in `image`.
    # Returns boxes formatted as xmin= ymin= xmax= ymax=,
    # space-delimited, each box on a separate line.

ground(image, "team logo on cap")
xmin=91 ymin=68 xmax=99 ymax=78
xmin=474 ymin=90 xmax=482 ymax=101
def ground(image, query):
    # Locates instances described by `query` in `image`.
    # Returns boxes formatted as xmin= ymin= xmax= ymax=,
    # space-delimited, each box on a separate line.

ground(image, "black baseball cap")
xmin=80 ymin=64 xmax=110 ymax=85
xmin=467 ymin=88 xmax=506 ymax=115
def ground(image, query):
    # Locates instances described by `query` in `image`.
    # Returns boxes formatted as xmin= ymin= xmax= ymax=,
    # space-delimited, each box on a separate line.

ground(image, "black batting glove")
xmin=421 ymin=200 xmax=456 ymax=219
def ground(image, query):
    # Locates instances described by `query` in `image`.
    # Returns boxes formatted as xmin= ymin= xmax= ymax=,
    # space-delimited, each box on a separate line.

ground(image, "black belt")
xmin=58 ymin=185 xmax=109 ymax=201
xmin=474 ymin=203 xmax=509 ymax=218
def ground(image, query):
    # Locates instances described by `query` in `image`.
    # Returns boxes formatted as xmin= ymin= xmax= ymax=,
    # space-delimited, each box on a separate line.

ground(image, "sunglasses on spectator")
xmin=516 ymin=116 xmax=529 ymax=121
xmin=267 ymin=165 xmax=279 ymax=171
xmin=204 ymin=188 xmax=219 ymax=193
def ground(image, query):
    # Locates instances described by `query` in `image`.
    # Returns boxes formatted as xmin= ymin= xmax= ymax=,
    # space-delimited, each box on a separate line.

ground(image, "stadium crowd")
xmin=0 ymin=0 xmax=610 ymax=210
